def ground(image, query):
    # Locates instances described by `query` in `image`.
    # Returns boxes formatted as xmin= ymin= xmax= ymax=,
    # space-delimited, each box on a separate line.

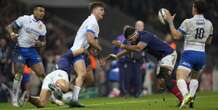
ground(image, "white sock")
xmin=189 ymin=79 xmax=199 ymax=97
xmin=72 ymin=86 xmax=81 ymax=101
xmin=12 ymin=74 xmax=22 ymax=102
xmin=177 ymin=79 xmax=189 ymax=97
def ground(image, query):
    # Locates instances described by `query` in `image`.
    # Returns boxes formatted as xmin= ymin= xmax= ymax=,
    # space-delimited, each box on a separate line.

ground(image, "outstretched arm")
xmin=164 ymin=10 xmax=182 ymax=40
xmin=104 ymin=49 xmax=129 ymax=61
xmin=112 ymin=40 xmax=146 ymax=52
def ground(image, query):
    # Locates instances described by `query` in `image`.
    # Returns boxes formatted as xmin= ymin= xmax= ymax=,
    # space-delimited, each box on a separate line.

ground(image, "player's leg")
xmin=26 ymin=48 xmax=45 ymax=78
xmin=159 ymin=51 xmax=183 ymax=102
xmin=176 ymin=51 xmax=195 ymax=108
xmin=19 ymin=71 xmax=31 ymax=106
xmin=30 ymin=63 xmax=45 ymax=78
xmin=83 ymin=65 xmax=95 ymax=87
xmin=11 ymin=50 xmax=25 ymax=107
xmin=29 ymin=72 xmax=53 ymax=108
xmin=69 ymin=58 xmax=86 ymax=107
xmin=29 ymin=89 xmax=51 ymax=108
xmin=188 ymin=71 xmax=199 ymax=108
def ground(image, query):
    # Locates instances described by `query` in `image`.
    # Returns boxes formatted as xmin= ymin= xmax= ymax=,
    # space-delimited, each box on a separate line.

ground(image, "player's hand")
xmin=97 ymin=46 xmax=102 ymax=52
xmin=35 ymin=40 xmax=45 ymax=47
xmin=164 ymin=10 xmax=176 ymax=23
xmin=112 ymin=40 xmax=122 ymax=48
xmin=10 ymin=32 xmax=18 ymax=41
xmin=106 ymin=54 xmax=118 ymax=61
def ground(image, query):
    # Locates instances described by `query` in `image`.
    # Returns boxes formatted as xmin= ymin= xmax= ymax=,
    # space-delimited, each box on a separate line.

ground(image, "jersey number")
xmin=195 ymin=28 xmax=204 ymax=39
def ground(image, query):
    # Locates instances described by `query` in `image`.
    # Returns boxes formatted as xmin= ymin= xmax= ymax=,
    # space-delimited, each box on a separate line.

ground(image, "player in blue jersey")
xmin=104 ymin=26 xmax=184 ymax=103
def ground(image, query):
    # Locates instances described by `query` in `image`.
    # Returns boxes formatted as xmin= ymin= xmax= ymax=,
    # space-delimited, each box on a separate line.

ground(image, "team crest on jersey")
xmin=39 ymin=24 xmax=43 ymax=30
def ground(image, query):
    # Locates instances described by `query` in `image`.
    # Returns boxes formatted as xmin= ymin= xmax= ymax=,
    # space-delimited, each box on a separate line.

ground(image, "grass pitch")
xmin=0 ymin=92 xmax=218 ymax=110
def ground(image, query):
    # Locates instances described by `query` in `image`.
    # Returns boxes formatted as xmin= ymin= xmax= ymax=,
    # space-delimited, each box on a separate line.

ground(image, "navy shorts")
xmin=57 ymin=50 xmax=85 ymax=74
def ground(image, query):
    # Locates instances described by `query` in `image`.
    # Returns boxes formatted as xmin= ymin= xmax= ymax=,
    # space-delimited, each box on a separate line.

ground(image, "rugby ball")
xmin=62 ymin=92 xmax=73 ymax=104
xmin=158 ymin=8 xmax=168 ymax=24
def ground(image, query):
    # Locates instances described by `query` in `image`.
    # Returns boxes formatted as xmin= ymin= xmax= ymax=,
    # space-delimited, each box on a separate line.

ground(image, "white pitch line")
xmin=25 ymin=94 xmax=218 ymax=110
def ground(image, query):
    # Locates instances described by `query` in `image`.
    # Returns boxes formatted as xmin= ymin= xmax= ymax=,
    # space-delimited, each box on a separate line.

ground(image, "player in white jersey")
xmin=6 ymin=5 xmax=46 ymax=106
xmin=164 ymin=0 xmax=213 ymax=108
xmin=32 ymin=2 xmax=105 ymax=108
xmin=29 ymin=48 xmax=88 ymax=108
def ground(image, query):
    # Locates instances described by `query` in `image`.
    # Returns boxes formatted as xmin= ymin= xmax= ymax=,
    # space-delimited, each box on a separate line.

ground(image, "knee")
xmin=77 ymin=70 xmax=87 ymax=79
xmin=37 ymin=100 xmax=47 ymax=108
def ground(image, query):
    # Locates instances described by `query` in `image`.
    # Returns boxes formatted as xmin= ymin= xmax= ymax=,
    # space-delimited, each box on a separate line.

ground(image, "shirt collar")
xmin=193 ymin=14 xmax=204 ymax=18
xmin=31 ymin=15 xmax=39 ymax=22
xmin=90 ymin=14 xmax=98 ymax=22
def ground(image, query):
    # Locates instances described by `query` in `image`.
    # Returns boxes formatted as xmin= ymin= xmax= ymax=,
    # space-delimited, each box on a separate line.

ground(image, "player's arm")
xmin=112 ymin=40 xmax=146 ymax=52
xmin=206 ymin=36 xmax=213 ymax=45
xmin=5 ymin=21 xmax=19 ymax=40
xmin=71 ymin=48 xmax=88 ymax=57
xmin=105 ymin=49 xmax=129 ymax=61
xmin=35 ymin=36 xmax=46 ymax=47
xmin=206 ymin=23 xmax=214 ymax=45
xmin=86 ymin=32 xmax=102 ymax=51
xmin=164 ymin=10 xmax=183 ymax=40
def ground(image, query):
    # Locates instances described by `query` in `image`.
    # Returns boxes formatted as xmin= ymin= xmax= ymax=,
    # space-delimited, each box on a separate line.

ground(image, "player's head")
xmin=135 ymin=20 xmax=144 ymax=32
xmin=89 ymin=2 xmax=105 ymax=20
xmin=192 ymin=0 xmax=205 ymax=15
xmin=123 ymin=25 xmax=139 ymax=43
xmin=33 ymin=5 xmax=45 ymax=20
xmin=55 ymin=79 xmax=69 ymax=92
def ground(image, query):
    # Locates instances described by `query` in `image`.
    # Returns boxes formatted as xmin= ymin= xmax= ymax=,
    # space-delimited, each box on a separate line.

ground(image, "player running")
xmin=104 ymin=26 xmax=184 ymax=103
xmin=5 ymin=5 xmax=47 ymax=106
xmin=163 ymin=0 xmax=213 ymax=108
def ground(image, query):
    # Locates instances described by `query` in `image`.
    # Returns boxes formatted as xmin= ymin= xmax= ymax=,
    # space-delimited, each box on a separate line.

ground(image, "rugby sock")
xmin=189 ymin=79 xmax=199 ymax=97
xmin=12 ymin=72 xmax=22 ymax=103
xmin=177 ymin=79 xmax=188 ymax=97
xmin=72 ymin=86 xmax=81 ymax=101
xmin=166 ymin=79 xmax=183 ymax=102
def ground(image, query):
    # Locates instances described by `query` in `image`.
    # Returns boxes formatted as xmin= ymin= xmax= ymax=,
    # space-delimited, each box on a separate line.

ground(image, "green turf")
xmin=0 ymin=92 xmax=218 ymax=110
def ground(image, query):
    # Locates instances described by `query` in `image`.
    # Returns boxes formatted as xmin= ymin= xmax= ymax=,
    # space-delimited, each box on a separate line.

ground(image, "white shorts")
xmin=159 ymin=50 xmax=177 ymax=70
xmin=41 ymin=70 xmax=69 ymax=90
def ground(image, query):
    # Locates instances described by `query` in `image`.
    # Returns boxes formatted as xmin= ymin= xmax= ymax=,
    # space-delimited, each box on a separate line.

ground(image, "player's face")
xmin=34 ymin=7 xmax=45 ymax=20
xmin=135 ymin=21 xmax=144 ymax=32
xmin=127 ymin=32 xmax=139 ymax=43
xmin=192 ymin=4 xmax=197 ymax=16
xmin=93 ymin=7 xmax=105 ymax=20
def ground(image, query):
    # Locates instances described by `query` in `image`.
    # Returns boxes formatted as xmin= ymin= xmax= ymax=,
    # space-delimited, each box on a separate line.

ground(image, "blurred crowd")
xmin=0 ymin=0 xmax=216 ymax=102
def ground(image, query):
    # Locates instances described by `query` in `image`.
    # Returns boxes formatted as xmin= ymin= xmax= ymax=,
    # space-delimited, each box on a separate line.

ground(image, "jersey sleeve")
xmin=178 ymin=19 xmax=189 ymax=35
xmin=86 ymin=22 xmax=98 ymax=38
xmin=15 ymin=16 xmax=26 ymax=28
xmin=209 ymin=22 xmax=213 ymax=36
xmin=138 ymin=32 xmax=151 ymax=46
xmin=42 ymin=25 xmax=47 ymax=36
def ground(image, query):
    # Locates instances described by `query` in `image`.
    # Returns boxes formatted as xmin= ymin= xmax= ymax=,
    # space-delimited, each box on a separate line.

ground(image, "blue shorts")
xmin=12 ymin=47 xmax=42 ymax=67
xmin=178 ymin=50 xmax=206 ymax=72
xmin=57 ymin=50 xmax=85 ymax=74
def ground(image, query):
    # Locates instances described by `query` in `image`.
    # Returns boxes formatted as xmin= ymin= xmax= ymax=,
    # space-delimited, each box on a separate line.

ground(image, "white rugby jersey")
xmin=70 ymin=14 xmax=99 ymax=51
xmin=178 ymin=15 xmax=213 ymax=52
xmin=15 ymin=15 xmax=46 ymax=47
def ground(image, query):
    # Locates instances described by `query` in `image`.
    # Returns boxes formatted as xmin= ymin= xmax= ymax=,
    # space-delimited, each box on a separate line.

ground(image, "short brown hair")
xmin=193 ymin=0 xmax=206 ymax=14
xmin=89 ymin=2 xmax=105 ymax=12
